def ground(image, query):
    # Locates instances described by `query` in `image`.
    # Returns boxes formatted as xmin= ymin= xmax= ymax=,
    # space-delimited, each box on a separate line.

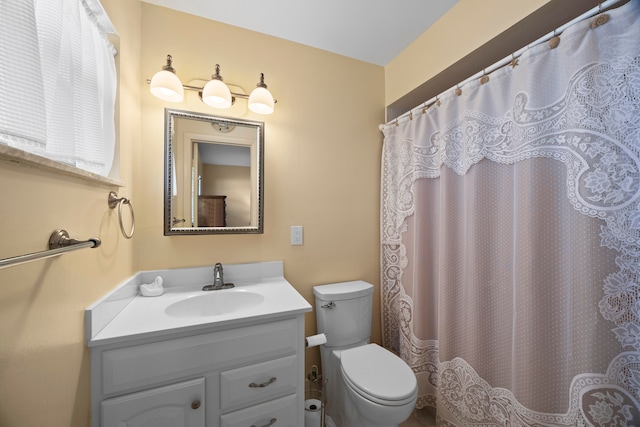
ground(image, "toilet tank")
xmin=313 ymin=280 xmax=373 ymax=348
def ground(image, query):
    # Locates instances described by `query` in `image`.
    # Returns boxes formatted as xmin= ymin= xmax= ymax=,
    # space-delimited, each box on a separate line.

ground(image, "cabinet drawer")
xmin=221 ymin=355 xmax=297 ymax=411
xmin=101 ymin=319 xmax=298 ymax=395
xmin=220 ymin=394 xmax=297 ymax=427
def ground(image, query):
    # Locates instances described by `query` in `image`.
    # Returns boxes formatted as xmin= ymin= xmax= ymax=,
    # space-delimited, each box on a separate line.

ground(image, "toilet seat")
xmin=340 ymin=344 xmax=417 ymax=406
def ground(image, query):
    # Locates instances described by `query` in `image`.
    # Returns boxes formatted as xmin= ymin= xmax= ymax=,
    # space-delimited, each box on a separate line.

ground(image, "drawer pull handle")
xmin=250 ymin=418 xmax=277 ymax=427
xmin=191 ymin=399 xmax=201 ymax=410
xmin=249 ymin=377 xmax=277 ymax=388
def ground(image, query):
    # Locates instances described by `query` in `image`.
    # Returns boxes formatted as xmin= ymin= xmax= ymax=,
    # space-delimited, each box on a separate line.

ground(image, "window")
xmin=0 ymin=0 xmax=117 ymax=178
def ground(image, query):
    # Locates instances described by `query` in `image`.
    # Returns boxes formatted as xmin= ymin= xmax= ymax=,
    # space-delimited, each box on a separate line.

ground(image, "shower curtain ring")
xmin=510 ymin=53 xmax=519 ymax=68
xmin=480 ymin=69 xmax=490 ymax=85
xmin=592 ymin=4 xmax=610 ymax=28
xmin=549 ymin=29 xmax=561 ymax=49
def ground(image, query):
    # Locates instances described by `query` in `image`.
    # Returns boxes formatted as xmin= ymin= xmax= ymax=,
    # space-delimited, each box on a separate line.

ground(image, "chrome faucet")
xmin=203 ymin=263 xmax=234 ymax=291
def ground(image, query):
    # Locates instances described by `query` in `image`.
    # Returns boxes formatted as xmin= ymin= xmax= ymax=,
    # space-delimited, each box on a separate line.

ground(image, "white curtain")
xmin=381 ymin=1 xmax=640 ymax=425
xmin=0 ymin=0 xmax=117 ymax=176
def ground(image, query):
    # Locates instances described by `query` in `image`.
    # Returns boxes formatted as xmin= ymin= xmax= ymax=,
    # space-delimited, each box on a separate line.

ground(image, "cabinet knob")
xmin=248 ymin=377 xmax=277 ymax=388
xmin=191 ymin=399 xmax=201 ymax=410
xmin=250 ymin=418 xmax=277 ymax=427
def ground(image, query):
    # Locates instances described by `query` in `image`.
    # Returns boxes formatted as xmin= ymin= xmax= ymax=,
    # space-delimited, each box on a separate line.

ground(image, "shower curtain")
xmin=381 ymin=1 xmax=640 ymax=425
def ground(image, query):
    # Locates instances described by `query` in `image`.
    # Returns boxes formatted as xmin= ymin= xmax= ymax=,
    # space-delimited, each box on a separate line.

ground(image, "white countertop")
xmin=86 ymin=261 xmax=312 ymax=347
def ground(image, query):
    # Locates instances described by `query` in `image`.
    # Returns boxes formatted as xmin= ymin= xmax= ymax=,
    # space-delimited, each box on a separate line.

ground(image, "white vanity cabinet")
xmin=90 ymin=316 xmax=306 ymax=427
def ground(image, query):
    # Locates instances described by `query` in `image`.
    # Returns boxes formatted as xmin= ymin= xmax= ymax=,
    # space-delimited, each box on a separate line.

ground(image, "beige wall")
xmin=0 ymin=0 xmax=556 ymax=425
xmin=0 ymin=0 xmax=140 ymax=425
xmin=385 ymin=0 xmax=551 ymax=105
xmin=137 ymin=1 xmax=385 ymax=375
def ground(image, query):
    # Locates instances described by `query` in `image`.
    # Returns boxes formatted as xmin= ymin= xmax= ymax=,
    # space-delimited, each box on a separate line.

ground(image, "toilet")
xmin=314 ymin=281 xmax=417 ymax=427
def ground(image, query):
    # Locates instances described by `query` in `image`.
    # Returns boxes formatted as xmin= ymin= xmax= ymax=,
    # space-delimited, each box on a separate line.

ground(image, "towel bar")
xmin=0 ymin=229 xmax=101 ymax=270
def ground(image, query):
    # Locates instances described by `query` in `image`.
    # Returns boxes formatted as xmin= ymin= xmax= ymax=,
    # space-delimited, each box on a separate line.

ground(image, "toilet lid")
xmin=340 ymin=344 xmax=417 ymax=404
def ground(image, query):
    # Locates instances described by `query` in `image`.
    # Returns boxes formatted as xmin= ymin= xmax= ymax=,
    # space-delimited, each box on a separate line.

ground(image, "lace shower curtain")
xmin=381 ymin=1 xmax=640 ymax=425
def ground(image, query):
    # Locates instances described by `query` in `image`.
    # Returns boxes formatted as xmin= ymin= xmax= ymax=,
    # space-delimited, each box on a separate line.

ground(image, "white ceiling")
xmin=141 ymin=0 xmax=459 ymax=66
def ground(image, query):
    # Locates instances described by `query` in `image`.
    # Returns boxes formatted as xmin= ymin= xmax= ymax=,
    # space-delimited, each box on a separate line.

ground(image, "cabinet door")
xmin=102 ymin=378 xmax=205 ymax=427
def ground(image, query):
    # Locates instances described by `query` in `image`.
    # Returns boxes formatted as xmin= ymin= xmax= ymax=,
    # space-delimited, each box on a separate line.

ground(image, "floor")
xmin=311 ymin=404 xmax=437 ymax=427
xmin=400 ymin=407 xmax=437 ymax=427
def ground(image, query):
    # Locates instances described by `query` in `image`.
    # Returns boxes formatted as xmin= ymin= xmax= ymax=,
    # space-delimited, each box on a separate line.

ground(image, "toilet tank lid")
xmin=313 ymin=280 xmax=373 ymax=300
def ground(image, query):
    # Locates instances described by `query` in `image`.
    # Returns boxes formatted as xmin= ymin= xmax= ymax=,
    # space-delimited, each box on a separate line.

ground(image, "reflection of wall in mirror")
xmin=201 ymin=164 xmax=251 ymax=227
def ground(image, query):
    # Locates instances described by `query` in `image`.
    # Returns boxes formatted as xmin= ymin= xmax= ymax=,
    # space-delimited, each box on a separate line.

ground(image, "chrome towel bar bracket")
xmin=49 ymin=229 xmax=101 ymax=250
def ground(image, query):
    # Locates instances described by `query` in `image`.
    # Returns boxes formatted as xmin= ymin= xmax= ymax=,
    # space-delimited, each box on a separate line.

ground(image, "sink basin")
xmin=165 ymin=290 xmax=265 ymax=318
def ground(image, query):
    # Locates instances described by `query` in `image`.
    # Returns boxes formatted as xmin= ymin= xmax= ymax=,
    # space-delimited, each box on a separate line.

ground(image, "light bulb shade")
xmin=202 ymin=79 xmax=232 ymax=109
xmin=150 ymin=70 xmax=184 ymax=102
xmin=248 ymin=86 xmax=275 ymax=114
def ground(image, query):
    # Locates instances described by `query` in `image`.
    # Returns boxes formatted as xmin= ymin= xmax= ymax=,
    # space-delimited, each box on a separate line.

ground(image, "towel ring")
xmin=108 ymin=191 xmax=135 ymax=239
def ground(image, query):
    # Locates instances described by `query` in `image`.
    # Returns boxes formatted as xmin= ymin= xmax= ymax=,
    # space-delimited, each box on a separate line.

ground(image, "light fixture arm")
xmin=256 ymin=73 xmax=267 ymax=89
xmin=147 ymin=82 xmax=277 ymax=103
xmin=212 ymin=64 xmax=223 ymax=81
xmin=184 ymin=84 xmax=248 ymax=100
xmin=163 ymin=54 xmax=176 ymax=73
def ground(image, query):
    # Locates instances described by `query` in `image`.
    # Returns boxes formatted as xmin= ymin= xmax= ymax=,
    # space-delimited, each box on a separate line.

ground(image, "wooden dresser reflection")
xmin=198 ymin=195 xmax=226 ymax=227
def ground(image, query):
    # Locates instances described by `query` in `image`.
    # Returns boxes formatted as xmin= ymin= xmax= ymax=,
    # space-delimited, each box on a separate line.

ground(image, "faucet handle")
xmin=203 ymin=263 xmax=234 ymax=290
xmin=213 ymin=263 xmax=224 ymax=285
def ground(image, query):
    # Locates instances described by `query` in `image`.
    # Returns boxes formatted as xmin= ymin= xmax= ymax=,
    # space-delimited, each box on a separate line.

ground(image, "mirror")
xmin=164 ymin=109 xmax=264 ymax=234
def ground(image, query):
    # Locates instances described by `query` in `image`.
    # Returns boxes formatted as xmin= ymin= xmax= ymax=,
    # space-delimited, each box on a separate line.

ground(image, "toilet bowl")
xmin=340 ymin=344 xmax=417 ymax=427
xmin=314 ymin=281 xmax=418 ymax=427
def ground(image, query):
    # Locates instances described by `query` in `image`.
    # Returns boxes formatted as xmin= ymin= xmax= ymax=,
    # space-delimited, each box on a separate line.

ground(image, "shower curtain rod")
xmin=381 ymin=0 xmax=626 ymax=129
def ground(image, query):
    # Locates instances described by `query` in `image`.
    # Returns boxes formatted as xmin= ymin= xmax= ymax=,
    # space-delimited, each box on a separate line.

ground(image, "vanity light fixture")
xmin=148 ymin=54 xmax=276 ymax=114
xmin=201 ymin=64 xmax=232 ymax=109
xmin=248 ymin=73 xmax=275 ymax=114
xmin=149 ymin=55 xmax=184 ymax=103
